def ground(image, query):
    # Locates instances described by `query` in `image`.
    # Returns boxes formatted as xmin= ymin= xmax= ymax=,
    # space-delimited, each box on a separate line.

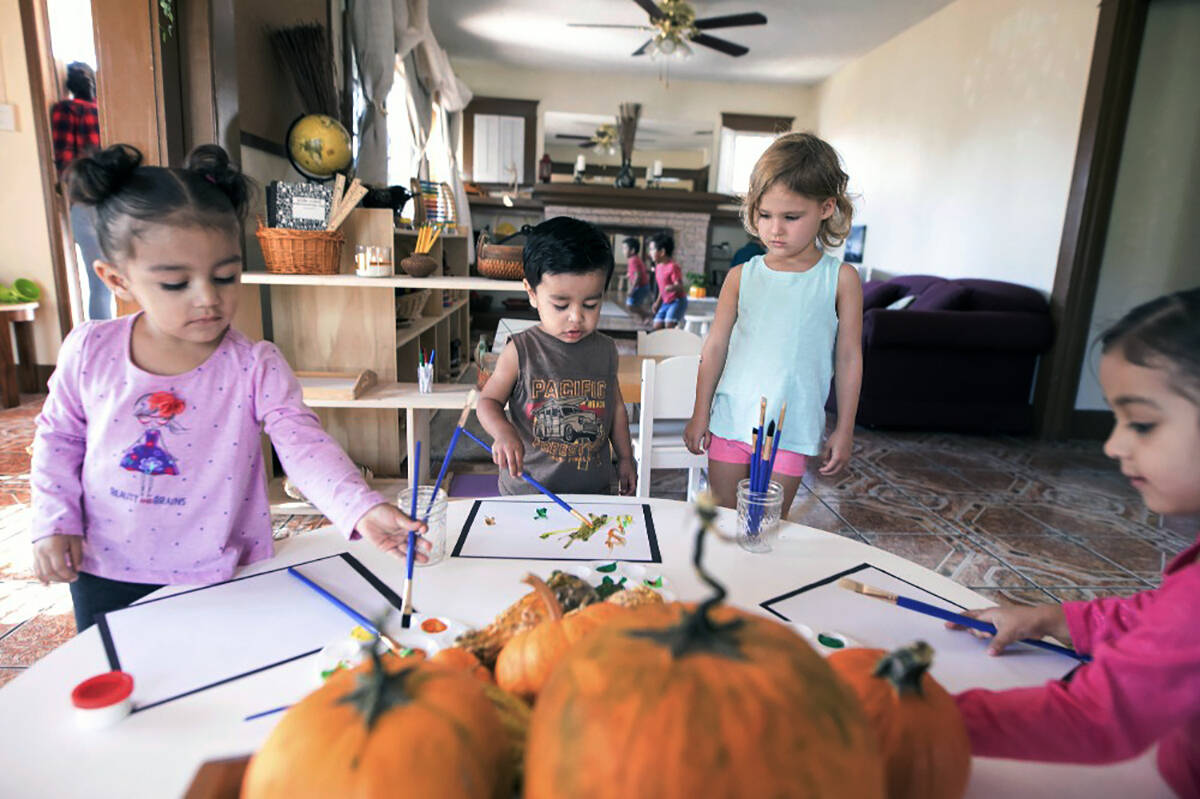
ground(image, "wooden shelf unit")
xmin=236 ymin=208 xmax=507 ymax=482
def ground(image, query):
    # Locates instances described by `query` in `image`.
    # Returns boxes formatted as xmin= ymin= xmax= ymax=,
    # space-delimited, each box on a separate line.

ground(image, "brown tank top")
xmin=499 ymin=326 xmax=618 ymax=496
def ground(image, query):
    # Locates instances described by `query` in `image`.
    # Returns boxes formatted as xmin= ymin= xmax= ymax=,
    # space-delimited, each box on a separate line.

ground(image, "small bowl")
xmin=401 ymin=254 xmax=438 ymax=278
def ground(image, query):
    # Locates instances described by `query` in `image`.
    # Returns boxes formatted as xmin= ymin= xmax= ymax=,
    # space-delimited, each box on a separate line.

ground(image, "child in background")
xmin=648 ymin=232 xmax=687 ymax=330
xmin=31 ymin=144 xmax=426 ymax=632
xmin=684 ymin=132 xmax=863 ymax=513
xmin=951 ymin=289 xmax=1200 ymax=798
xmin=623 ymin=237 xmax=652 ymax=311
xmin=477 ymin=216 xmax=636 ymax=497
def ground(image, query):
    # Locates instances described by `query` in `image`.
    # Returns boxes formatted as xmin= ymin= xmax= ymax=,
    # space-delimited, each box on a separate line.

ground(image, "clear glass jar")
xmin=737 ymin=478 xmax=783 ymax=553
xmin=398 ymin=486 xmax=448 ymax=566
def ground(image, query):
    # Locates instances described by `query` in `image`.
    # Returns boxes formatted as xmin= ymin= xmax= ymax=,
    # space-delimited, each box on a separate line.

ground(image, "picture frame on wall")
xmin=844 ymin=225 xmax=866 ymax=264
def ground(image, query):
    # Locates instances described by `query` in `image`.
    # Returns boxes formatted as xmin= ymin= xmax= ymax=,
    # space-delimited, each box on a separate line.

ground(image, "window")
xmin=471 ymin=113 xmax=524 ymax=184
xmin=716 ymin=129 xmax=777 ymax=195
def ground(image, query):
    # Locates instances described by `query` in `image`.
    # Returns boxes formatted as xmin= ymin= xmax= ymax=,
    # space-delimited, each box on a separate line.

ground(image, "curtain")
xmin=446 ymin=111 xmax=474 ymax=262
xmin=347 ymin=0 xmax=396 ymax=184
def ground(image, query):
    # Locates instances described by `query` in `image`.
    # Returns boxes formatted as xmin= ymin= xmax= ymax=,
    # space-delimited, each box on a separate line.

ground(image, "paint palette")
xmin=568 ymin=562 xmax=676 ymax=602
xmin=313 ymin=614 xmax=470 ymax=684
xmin=789 ymin=622 xmax=864 ymax=656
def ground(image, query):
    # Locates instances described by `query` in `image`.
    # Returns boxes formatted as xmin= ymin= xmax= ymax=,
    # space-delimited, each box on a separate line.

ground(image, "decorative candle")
xmin=574 ymin=154 xmax=586 ymax=173
xmin=653 ymin=159 xmax=663 ymax=177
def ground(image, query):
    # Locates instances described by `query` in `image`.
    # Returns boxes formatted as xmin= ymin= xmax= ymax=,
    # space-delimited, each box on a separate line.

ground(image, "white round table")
xmin=0 ymin=497 xmax=1164 ymax=797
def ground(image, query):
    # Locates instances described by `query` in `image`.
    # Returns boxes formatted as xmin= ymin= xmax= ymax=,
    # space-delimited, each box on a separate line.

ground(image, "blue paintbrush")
xmin=461 ymin=428 xmax=592 ymax=527
xmin=401 ymin=440 xmax=420 ymax=628
xmin=287 ymin=567 xmax=403 ymax=652
xmin=838 ymin=578 xmax=1090 ymax=661
xmin=423 ymin=390 xmax=477 ymax=520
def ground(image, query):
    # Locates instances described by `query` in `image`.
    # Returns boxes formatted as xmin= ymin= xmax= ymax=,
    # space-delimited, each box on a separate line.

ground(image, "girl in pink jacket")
xmin=952 ymin=288 xmax=1200 ymax=797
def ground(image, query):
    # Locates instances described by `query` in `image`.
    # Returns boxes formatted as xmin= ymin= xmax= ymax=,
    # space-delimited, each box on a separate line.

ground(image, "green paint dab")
xmin=817 ymin=633 xmax=845 ymax=649
xmin=596 ymin=562 xmax=618 ymax=573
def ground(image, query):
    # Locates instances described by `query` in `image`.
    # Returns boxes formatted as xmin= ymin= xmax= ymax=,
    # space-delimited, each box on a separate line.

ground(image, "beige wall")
xmin=452 ymin=58 xmax=818 ymax=191
xmin=0 ymin=3 xmax=63 ymax=363
xmin=816 ymin=0 xmax=1098 ymax=292
xmin=1075 ymin=0 xmax=1200 ymax=410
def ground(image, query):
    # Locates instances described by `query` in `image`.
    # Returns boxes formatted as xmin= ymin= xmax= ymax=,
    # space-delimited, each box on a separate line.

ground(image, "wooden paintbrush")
xmin=837 ymin=578 xmax=1088 ymax=661
xmin=460 ymin=428 xmax=591 ymax=527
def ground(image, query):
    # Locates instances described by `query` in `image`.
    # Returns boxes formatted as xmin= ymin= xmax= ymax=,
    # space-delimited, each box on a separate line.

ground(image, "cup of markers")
xmin=417 ymin=348 xmax=434 ymax=393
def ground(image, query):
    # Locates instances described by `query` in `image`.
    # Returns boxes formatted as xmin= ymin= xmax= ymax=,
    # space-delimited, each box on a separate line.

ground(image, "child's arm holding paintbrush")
xmin=475 ymin=341 xmax=524 ymax=477
xmin=945 ymin=603 xmax=1072 ymax=657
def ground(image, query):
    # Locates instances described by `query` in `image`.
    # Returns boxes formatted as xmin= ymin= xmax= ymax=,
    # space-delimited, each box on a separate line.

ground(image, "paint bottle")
xmin=71 ymin=671 xmax=134 ymax=730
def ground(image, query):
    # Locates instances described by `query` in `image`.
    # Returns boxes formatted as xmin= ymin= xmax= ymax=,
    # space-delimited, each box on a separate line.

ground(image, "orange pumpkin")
xmin=523 ymin=499 xmax=884 ymax=799
xmin=430 ymin=646 xmax=493 ymax=683
xmin=495 ymin=573 xmax=628 ymax=700
xmin=828 ymin=642 xmax=971 ymax=799
xmin=242 ymin=649 xmax=512 ymax=799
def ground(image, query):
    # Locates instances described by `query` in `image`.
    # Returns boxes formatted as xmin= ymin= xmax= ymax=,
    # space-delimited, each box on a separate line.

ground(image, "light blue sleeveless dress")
xmin=708 ymin=253 xmax=841 ymax=456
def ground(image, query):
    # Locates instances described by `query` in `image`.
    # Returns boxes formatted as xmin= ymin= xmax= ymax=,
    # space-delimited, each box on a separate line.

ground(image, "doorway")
xmin=44 ymin=0 xmax=112 ymax=323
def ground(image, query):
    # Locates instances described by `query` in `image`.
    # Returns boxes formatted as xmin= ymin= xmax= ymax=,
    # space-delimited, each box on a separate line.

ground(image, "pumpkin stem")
xmin=338 ymin=631 xmax=418 ymax=733
xmin=626 ymin=494 xmax=746 ymax=660
xmin=523 ymin=573 xmax=564 ymax=621
xmin=872 ymin=641 xmax=934 ymax=697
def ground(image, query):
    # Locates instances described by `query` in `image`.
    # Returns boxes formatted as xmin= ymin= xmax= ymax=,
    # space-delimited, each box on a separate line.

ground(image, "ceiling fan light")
xmin=675 ymin=39 xmax=693 ymax=59
xmin=657 ymin=36 xmax=676 ymax=55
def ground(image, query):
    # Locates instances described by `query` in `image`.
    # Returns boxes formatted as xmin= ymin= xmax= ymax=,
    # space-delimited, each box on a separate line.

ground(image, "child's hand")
xmin=356 ymin=504 xmax=430 ymax=563
xmin=33 ymin=535 xmax=83 ymax=584
xmin=491 ymin=431 xmax=525 ymax=478
xmin=946 ymin=603 xmax=1070 ymax=656
xmin=819 ymin=427 xmax=853 ymax=475
xmin=617 ymin=456 xmax=637 ymax=496
xmin=683 ymin=414 xmax=710 ymax=455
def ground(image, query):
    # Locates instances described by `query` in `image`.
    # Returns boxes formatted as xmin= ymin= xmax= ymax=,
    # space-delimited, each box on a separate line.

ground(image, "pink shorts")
xmin=708 ymin=434 xmax=808 ymax=477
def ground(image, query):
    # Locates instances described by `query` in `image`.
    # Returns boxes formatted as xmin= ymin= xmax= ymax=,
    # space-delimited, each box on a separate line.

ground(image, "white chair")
xmin=633 ymin=355 xmax=707 ymax=500
xmin=637 ymin=328 xmax=703 ymax=356
xmin=681 ymin=312 xmax=714 ymax=339
xmin=491 ymin=318 xmax=539 ymax=353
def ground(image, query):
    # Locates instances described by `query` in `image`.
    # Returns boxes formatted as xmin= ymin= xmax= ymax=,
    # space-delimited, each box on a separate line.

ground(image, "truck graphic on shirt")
xmin=532 ymin=397 xmax=602 ymax=443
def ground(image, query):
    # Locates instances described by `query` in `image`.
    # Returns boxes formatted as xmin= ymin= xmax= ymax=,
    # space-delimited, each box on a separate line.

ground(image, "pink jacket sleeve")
xmin=252 ymin=344 xmax=385 ymax=537
xmin=1062 ymin=589 xmax=1160 ymax=652
xmin=956 ymin=578 xmax=1200 ymax=764
xmin=30 ymin=323 xmax=92 ymax=542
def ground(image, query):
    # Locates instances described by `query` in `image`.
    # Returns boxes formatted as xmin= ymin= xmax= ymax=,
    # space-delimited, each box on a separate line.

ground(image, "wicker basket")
xmin=255 ymin=219 xmax=344 ymax=275
xmin=396 ymin=289 xmax=431 ymax=321
xmin=476 ymin=230 xmax=524 ymax=280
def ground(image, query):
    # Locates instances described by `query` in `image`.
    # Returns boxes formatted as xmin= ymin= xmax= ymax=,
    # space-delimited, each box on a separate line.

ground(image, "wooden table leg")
xmin=14 ymin=320 xmax=37 ymax=394
xmin=0 ymin=317 xmax=17 ymax=408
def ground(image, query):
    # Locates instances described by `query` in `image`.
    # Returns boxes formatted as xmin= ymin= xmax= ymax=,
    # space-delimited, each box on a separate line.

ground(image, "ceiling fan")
xmin=568 ymin=0 xmax=767 ymax=59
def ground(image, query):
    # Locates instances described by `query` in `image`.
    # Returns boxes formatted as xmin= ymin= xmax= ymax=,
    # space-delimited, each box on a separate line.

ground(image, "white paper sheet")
xmin=98 ymin=553 xmax=403 ymax=710
xmin=761 ymin=565 xmax=1077 ymax=693
xmin=452 ymin=499 xmax=660 ymax=562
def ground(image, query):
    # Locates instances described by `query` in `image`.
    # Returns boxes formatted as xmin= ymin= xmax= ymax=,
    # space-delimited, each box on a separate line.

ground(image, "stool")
xmin=0 ymin=302 xmax=38 ymax=408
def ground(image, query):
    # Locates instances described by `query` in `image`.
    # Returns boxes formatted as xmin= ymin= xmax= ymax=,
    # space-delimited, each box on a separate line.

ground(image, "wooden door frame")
xmin=18 ymin=0 xmax=76 ymax=342
xmin=1032 ymin=0 xmax=1149 ymax=439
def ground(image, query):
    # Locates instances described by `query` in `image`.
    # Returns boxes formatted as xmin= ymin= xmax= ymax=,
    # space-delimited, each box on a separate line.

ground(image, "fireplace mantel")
xmin=532 ymin=184 xmax=739 ymax=215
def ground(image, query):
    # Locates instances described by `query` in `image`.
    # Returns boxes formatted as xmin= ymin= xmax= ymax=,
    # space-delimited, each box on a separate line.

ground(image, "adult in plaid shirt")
xmin=51 ymin=63 xmax=110 ymax=319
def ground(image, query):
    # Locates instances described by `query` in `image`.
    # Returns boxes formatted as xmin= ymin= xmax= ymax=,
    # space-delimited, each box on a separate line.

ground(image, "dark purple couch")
xmin=831 ymin=275 xmax=1053 ymax=433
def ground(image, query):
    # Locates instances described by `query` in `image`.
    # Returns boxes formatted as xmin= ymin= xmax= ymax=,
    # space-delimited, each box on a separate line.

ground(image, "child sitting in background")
xmin=31 ymin=144 xmax=426 ymax=632
xmin=648 ymin=232 xmax=687 ymax=330
xmin=477 ymin=216 xmax=636 ymax=497
xmin=623 ymin=237 xmax=652 ymax=310
xmin=952 ymin=289 xmax=1200 ymax=797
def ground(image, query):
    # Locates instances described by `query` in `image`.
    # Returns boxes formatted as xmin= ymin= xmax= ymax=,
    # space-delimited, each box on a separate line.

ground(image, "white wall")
xmin=1075 ymin=0 xmax=1200 ymax=410
xmin=451 ymin=59 xmax=817 ymax=192
xmin=816 ymin=0 xmax=1098 ymax=292
xmin=0 ymin=3 xmax=64 ymax=363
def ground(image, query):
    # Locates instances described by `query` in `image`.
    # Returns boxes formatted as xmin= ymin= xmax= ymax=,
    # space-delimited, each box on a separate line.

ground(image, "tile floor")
xmin=1 ymin=395 xmax=1195 ymax=688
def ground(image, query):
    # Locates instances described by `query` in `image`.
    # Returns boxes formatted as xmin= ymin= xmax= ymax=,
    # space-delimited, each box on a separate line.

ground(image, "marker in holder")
xmin=417 ymin=362 xmax=433 ymax=393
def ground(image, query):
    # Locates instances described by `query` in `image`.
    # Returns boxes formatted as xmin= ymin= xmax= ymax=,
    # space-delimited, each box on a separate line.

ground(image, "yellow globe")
xmin=287 ymin=114 xmax=352 ymax=179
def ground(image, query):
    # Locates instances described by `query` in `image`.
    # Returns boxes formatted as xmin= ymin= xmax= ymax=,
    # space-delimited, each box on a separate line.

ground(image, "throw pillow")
xmin=910 ymin=282 xmax=971 ymax=311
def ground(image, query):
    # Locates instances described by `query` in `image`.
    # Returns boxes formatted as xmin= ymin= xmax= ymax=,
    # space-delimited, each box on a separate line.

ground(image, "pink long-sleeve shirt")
xmin=31 ymin=315 xmax=385 ymax=585
xmin=956 ymin=534 xmax=1200 ymax=797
